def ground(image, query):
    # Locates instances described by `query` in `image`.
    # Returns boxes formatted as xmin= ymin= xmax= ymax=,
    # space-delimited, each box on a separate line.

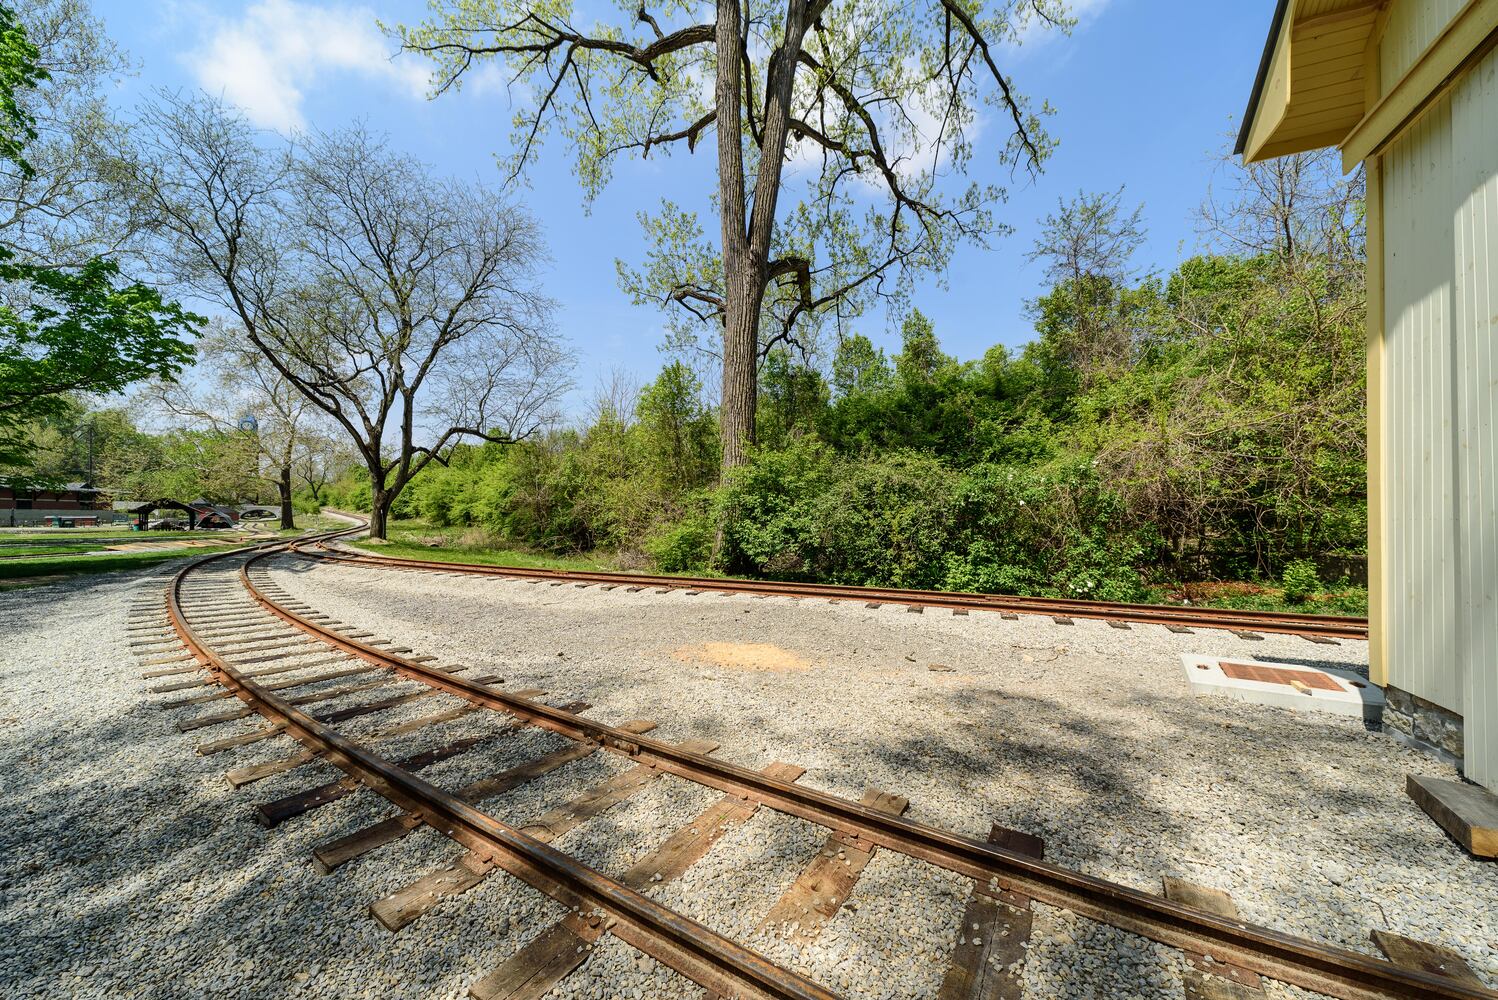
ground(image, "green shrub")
xmin=645 ymin=504 xmax=715 ymax=572
xmin=1281 ymin=558 xmax=1321 ymax=603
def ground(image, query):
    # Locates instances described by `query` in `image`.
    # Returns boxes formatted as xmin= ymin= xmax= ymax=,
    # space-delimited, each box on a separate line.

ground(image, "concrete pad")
xmin=1181 ymin=653 xmax=1384 ymax=721
xmin=1406 ymin=774 xmax=1498 ymax=858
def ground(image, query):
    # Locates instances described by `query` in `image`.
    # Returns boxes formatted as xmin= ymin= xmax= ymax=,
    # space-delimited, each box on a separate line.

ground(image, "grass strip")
xmin=0 ymin=543 xmax=251 ymax=582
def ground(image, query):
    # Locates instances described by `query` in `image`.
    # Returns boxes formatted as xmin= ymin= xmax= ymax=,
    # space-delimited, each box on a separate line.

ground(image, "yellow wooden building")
xmin=1239 ymin=0 xmax=1498 ymax=797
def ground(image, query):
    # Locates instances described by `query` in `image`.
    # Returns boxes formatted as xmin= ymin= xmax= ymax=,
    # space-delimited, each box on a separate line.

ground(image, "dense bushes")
xmin=717 ymin=442 xmax=1155 ymax=598
xmin=305 ymin=167 xmax=1368 ymax=601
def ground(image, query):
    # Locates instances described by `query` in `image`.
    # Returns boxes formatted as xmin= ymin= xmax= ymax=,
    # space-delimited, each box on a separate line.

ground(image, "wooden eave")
xmin=1236 ymin=0 xmax=1385 ymax=165
xmin=1238 ymin=0 xmax=1498 ymax=171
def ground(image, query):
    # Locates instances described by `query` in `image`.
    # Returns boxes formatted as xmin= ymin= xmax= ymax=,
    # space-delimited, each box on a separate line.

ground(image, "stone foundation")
xmin=1382 ymin=685 xmax=1464 ymax=765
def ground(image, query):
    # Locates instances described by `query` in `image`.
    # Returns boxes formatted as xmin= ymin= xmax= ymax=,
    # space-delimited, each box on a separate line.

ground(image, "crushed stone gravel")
xmin=1 ymin=550 xmax=1494 ymax=1000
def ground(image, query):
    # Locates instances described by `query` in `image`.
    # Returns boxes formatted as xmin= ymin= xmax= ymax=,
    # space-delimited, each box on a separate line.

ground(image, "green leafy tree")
xmin=830 ymin=333 xmax=891 ymax=399
xmin=0 ymin=2 xmax=45 ymax=177
xmin=0 ymin=3 xmax=200 ymax=479
xmin=398 ymin=0 xmax=1068 ymax=474
xmin=636 ymin=361 xmax=716 ymax=493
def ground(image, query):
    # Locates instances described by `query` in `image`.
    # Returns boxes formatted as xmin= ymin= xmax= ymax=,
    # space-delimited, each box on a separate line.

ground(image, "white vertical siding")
xmin=1380 ymin=0 xmax=1468 ymax=84
xmin=1450 ymin=48 xmax=1498 ymax=788
xmin=1380 ymin=28 xmax=1498 ymax=788
xmin=1384 ymin=96 xmax=1460 ymax=714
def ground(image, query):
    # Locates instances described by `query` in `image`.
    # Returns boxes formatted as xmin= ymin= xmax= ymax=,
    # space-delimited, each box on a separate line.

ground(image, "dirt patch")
xmin=672 ymin=641 xmax=815 ymax=673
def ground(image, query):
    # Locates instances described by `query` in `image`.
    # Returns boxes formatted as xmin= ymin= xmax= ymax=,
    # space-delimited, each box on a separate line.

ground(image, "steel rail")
xmin=299 ymin=541 xmax=1366 ymax=640
xmin=165 ymin=534 xmax=842 ymax=1000
xmin=241 ymin=546 xmax=1478 ymax=1000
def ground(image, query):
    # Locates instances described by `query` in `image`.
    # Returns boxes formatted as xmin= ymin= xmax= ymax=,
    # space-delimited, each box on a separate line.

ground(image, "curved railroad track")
xmin=299 ymin=537 xmax=1368 ymax=642
xmin=121 ymin=523 xmax=1482 ymax=1000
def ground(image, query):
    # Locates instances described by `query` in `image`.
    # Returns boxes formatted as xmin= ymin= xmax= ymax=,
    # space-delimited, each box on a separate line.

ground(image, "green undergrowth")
xmin=346 ymin=520 xmax=617 ymax=573
xmin=1144 ymin=581 xmax=1368 ymax=617
xmin=343 ymin=519 xmax=1368 ymax=617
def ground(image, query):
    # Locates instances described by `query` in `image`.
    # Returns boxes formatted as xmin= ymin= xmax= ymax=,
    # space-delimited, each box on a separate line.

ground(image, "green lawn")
xmin=0 ymin=515 xmax=350 ymax=588
xmin=0 ymin=542 xmax=255 ymax=586
xmin=0 ymin=542 xmax=120 ymax=557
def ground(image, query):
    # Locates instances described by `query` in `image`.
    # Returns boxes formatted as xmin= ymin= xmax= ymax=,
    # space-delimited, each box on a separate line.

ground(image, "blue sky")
xmin=94 ymin=0 xmax=1274 ymax=416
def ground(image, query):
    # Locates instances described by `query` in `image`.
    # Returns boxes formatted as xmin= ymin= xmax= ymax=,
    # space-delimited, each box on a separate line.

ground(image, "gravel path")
xmin=1 ymin=552 xmax=1493 ymax=1000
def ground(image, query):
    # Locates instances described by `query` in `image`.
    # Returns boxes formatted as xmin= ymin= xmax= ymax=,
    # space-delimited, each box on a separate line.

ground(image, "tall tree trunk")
xmin=714 ymin=0 xmax=752 ymax=475
xmin=368 ymin=498 xmax=388 ymax=539
xmin=712 ymin=0 xmax=809 ymax=476
xmin=278 ymin=464 xmax=295 ymax=530
xmin=368 ymin=476 xmax=390 ymax=539
xmin=719 ymin=263 xmax=765 ymax=472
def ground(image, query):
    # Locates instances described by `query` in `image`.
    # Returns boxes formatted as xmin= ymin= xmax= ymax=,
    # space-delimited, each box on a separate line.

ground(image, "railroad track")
xmin=122 ymin=524 xmax=1484 ymax=1000
xmin=299 ymin=539 xmax=1367 ymax=642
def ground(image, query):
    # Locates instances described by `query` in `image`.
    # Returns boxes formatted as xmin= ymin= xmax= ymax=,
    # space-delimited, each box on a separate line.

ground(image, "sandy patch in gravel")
xmin=672 ymin=640 xmax=816 ymax=672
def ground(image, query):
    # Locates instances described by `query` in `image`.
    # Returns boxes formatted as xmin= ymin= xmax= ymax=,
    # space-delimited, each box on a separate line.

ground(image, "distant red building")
xmin=1 ymin=482 xmax=112 ymax=525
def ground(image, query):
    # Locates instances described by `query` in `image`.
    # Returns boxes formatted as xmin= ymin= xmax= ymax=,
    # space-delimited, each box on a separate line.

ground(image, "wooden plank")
xmin=623 ymin=761 xmax=804 ymax=890
xmin=196 ymin=723 xmax=286 ymax=755
xmin=468 ymin=914 xmax=608 ymax=1000
xmin=518 ymin=737 xmax=718 ymax=843
xmin=1370 ymin=929 xmax=1485 ymax=987
xmin=756 ymin=787 xmax=908 ymax=944
xmin=1406 ymin=774 xmax=1498 ymax=857
xmin=1163 ymin=877 xmax=1262 ymax=995
xmin=141 ymin=663 xmax=201 ymax=679
xmin=310 ymin=706 xmax=629 ymax=874
xmin=936 ymin=823 xmax=1043 ymax=1000
xmin=370 ymin=737 xmax=718 ymax=931
xmin=314 ymin=672 xmax=503 ymax=725
xmin=256 ymin=733 xmax=496 ymax=827
xmin=314 ymin=726 xmax=605 ymax=872
xmin=139 ymin=652 xmax=194 ymax=667
xmin=481 ymin=760 xmax=804 ymax=1000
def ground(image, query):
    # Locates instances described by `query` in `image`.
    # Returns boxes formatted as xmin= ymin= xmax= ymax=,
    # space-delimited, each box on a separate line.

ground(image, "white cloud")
xmin=183 ymin=0 xmax=428 ymax=132
xmin=1010 ymin=0 xmax=1113 ymax=50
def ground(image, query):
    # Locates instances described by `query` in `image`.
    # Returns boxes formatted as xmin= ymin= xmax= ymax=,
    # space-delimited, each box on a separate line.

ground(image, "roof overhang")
xmin=1238 ymin=0 xmax=1498 ymax=172
xmin=1236 ymin=0 xmax=1386 ymax=167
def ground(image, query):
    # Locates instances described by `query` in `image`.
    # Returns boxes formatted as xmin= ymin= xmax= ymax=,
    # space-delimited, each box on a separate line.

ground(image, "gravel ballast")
xmin=1 ymin=552 xmax=1494 ymax=1000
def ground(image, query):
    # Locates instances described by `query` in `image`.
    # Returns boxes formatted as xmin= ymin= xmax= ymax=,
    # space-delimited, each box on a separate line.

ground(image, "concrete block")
xmin=1180 ymin=654 xmax=1384 ymax=722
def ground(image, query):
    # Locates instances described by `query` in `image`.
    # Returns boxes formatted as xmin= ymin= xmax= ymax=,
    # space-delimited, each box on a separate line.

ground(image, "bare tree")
xmin=124 ymin=94 xmax=572 ymax=537
xmin=1 ymin=0 xmax=146 ymax=265
xmin=152 ymin=322 xmax=315 ymax=530
xmin=1199 ymin=147 xmax=1364 ymax=267
xmin=293 ymin=424 xmax=354 ymax=507
xmin=397 ymin=0 xmax=1068 ymax=473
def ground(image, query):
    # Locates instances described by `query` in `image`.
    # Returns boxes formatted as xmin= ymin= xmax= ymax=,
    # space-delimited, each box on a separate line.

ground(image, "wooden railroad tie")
xmin=313 ymin=717 xmax=652 ymax=873
xmin=754 ymin=787 xmax=909 ymax=946
xmin=224 ymin=674 xmax=513 ymax=789
xmin=936 ymin=823 xmax=1044 ymax=1000
xmin=1370 ymin=928 xmax=1485 ymax=988
xmin=368 ymin=736 xmax=721 ymax=932
xmin=468 ymin=760 xmax=807 ymax=1000
xmin=1162 ymin=877 xmax=1261 ymax=999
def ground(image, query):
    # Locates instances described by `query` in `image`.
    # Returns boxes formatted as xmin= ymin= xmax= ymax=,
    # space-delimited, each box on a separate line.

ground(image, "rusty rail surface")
xmin=223 ymin=537 xmax=1483 ymax=1000
xmin=165 ymin=532 xmax=842 ymax=1000
xmin=299 ymin=540 xmax=1367 ymax=641
xmin=154 ymin=525 xmax=1486 ymax=1000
